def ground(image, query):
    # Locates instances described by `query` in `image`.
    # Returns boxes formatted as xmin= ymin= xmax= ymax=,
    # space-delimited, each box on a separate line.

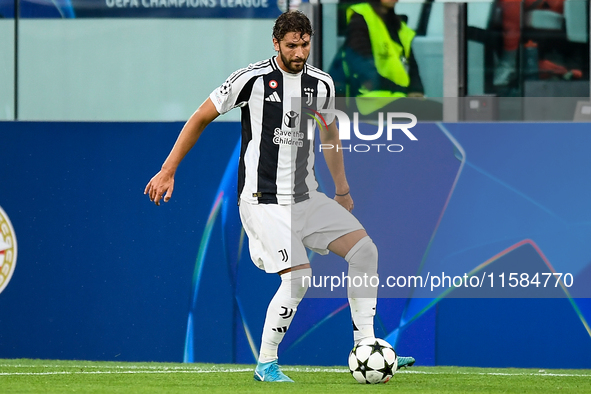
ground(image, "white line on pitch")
xmin=399 ymin=370 xmax=591 ymax=378
xmin=0 ymin=369 xmax=253 ymax=376
xmin=0 ymin=366 xmax=589 ymax=378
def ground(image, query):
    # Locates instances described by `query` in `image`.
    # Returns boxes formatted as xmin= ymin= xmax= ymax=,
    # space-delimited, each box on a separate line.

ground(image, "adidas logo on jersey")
xmin=265 ymin=92 xmax=281 ymax=102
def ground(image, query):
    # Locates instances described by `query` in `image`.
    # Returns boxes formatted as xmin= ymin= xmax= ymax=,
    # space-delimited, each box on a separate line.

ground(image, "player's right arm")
xmin=144 ymin=98 xmax=219 ymax=206
xmin=145 ymin=64 xmax=250 ymax=205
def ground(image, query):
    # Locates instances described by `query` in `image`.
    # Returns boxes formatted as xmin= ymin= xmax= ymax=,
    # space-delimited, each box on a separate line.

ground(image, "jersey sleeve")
xmin=209 ymin=68 xmax=248 ymax=115
xmin=322 ymin=77 xmax=336 ymax=125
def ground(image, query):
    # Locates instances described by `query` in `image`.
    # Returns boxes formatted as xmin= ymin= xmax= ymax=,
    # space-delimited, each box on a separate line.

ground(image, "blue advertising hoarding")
xmin=1 ymin=120 xmax=591 ymax=368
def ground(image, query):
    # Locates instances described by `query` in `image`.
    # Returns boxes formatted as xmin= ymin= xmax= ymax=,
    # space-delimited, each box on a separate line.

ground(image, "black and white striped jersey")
xmin=210 ymin=57 xmax=336 ymax=205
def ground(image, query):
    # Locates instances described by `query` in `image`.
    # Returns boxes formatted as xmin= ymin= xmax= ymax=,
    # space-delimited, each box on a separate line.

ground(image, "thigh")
xmin=544 ymin=0 xmax=564 ymax=13
xmin=239 ymin=201 xmax=309 ymax=273
xmin=300 ymin=192 xmax=364 ymax=255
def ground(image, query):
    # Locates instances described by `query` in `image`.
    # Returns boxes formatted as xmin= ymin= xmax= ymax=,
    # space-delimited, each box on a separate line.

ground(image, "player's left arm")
xmin=320 ymin=119 xmax=354 ymax=212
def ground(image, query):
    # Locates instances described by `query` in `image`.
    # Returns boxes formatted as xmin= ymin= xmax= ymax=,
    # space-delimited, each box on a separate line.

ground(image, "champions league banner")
xmin=1 ymin=0 xmax=295 ymax=18
xmin=0 ymin=0 xmax=14 ymax=18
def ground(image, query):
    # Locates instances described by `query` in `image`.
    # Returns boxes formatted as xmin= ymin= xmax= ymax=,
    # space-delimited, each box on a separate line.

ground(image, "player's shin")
xmin=258 ymin=267 xmax=311 ymax=363
xmin=345 ymin=236 xmax=378 ymax=344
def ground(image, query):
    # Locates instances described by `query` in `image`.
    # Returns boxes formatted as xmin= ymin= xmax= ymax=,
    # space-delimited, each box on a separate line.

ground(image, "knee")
xmin=345 ymin=236 xmax=378 ymax=271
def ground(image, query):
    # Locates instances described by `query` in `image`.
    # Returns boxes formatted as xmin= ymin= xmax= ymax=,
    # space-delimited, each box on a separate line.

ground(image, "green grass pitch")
xmin=1 ymin=359 xmax=590 ymax=393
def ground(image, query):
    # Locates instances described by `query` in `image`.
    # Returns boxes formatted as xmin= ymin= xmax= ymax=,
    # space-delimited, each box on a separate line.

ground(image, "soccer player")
xmin=145 ymin=10 xmax=415 ymax=382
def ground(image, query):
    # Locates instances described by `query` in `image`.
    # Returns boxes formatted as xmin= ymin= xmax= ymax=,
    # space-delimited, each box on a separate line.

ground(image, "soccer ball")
xmin=348 ymin=337 xmax=397 ymax=384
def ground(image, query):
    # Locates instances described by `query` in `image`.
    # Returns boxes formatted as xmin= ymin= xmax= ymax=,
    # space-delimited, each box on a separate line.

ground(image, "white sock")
xmin=258 ymin=267 xmax=311 ymax=363
xmin=345 ymin=236 xmax=378 ymax=344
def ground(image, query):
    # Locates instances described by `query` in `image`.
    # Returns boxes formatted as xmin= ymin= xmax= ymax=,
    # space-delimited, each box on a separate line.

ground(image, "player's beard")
xmin=279 ymin=49 xmax=307 ymax=74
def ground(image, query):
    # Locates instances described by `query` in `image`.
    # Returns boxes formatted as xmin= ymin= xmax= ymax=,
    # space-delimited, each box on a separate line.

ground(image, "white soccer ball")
xmin=348 ymin=337 xmax=397 ymax=384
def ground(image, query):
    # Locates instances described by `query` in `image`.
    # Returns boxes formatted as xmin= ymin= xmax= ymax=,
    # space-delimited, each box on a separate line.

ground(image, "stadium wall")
xmin=0 ymin=20 xmax=15 ymax=120
xmin=1 ymin=121 xmax=591 ymax=369
xmin=1 ymin=19 xmax=274 ymax=121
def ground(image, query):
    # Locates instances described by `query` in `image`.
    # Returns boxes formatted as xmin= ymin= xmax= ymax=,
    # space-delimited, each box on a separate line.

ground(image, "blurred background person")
xmin=494 ymin=0 xmax=582 ymax=86
xmin=330 ymin=0 xmax=442 ymax=120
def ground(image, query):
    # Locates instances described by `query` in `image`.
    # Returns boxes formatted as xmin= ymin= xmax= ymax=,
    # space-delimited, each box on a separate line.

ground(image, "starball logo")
xmin=304 ymin=107 xmax=418 ymax=153
xmin=0 ymin=206 xmax=17 ymax=294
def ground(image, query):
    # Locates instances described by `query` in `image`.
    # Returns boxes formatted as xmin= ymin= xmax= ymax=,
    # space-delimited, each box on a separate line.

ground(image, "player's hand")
xmin=144 ymin=169 xmax=175 ymax=206
xmin=335 ymin=193 xmax=354 ymax=212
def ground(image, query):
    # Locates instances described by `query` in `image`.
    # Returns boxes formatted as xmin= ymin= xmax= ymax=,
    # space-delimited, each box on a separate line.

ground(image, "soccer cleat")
xmin=253 ymin=360 xmax=294 ymax=382
xmin=493 ymin=61 xmax=516 ymax=86
xmin=538 ymin=59 xmax=583 ymax=80
xmin=397 ymin=356 xmax=416 ymax=370
xmin=493 ymin=50 xmax=517 ymax=86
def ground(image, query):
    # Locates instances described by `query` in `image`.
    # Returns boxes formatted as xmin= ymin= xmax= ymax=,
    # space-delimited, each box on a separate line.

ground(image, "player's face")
xmin=273 ymin=32 xmax=311 ymax=74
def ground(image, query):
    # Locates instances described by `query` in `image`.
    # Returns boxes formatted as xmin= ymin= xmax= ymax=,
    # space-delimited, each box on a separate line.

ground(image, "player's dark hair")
xmin=273 ymin=10 xmax=314 ymax=42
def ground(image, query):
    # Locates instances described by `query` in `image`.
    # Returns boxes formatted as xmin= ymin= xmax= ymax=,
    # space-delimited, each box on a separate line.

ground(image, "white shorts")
xmin=239 ymin=191 xmax=364 ymax=273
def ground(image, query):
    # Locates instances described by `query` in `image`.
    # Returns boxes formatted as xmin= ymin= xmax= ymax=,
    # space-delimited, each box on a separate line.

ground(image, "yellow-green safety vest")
xmin=347 ymin=3 xmax=416 ymax=114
